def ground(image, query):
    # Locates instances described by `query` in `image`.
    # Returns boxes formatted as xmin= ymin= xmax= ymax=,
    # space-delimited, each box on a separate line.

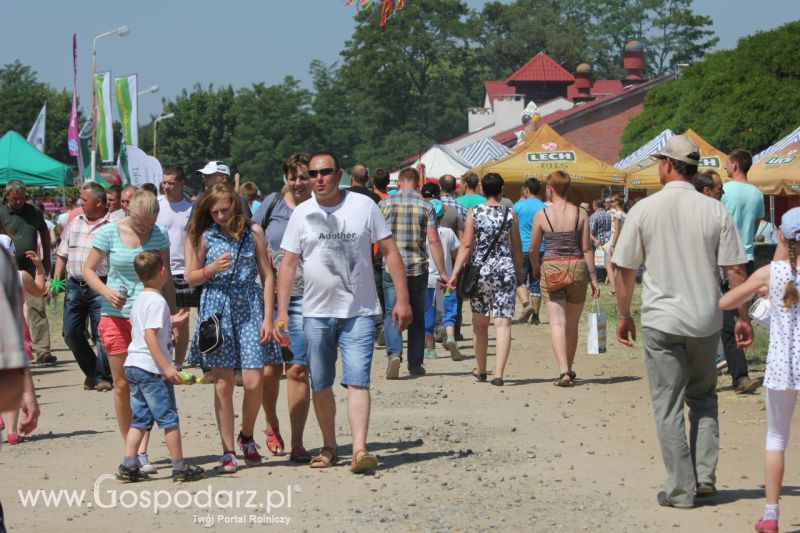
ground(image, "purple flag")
xmin=67 ymin=34 xmax=79 ymax=157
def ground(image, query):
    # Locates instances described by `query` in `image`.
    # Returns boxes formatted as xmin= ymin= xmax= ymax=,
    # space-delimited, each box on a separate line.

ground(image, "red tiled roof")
xmin=566 ymin=79 xmax=624 ymax=101
xmin=507 ymin=52 xmax=575 ymax=83
xmin=484 ymin=80 xmax=516 ymax=108
xmin=492 ymin=76 xmax=673 ymax=144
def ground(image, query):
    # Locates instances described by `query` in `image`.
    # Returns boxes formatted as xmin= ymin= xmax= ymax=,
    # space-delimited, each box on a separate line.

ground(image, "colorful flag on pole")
xmin=27 ymin=103 xmax=46 ymax=152
xmin=76 ymin=119 xmax=92 ymax=183
xmin=95 ymin=71 xmax=114 ymax=162
xmin=114 ymin=74 xmax=138 ymax=147
xmin=117 ymin=143 xmax=163 ymax=187
xmin=68 ymin=34 xmax=79 ymax=156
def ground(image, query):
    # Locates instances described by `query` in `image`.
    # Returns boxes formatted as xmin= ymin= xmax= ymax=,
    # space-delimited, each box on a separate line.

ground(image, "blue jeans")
xmin=272 ymin=296 xmax=308 ymax=367
xmin=304 ymin=316 xmax=375 ymax=391
xmin=125 ymin=366 xmax=179 ymax=429
xmin=522 ymin=251 xmax=542 ymax=296
xmin=63 ymin=279 xmax=110 ymax=382
xmin=383 ymin=272 xmax=427 ymax=369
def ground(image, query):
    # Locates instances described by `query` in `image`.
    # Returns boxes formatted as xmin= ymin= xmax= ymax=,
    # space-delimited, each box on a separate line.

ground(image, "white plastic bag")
xmin=587 ymin=299 xmax=607 ymax=355
xmin=749 ymin=297 xmax=770 ymax=330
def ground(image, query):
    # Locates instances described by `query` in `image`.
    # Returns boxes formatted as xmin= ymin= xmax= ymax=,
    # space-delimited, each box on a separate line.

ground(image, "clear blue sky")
xmin=1 ymin=1 xmax=797 ymax=121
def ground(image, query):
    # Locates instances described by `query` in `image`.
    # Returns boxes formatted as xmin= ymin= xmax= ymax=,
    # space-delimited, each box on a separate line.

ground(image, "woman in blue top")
xmin=184 ymin=184 xmax=278 ymax=473
xmin=84 ymin=190 xmax=177 ymax=472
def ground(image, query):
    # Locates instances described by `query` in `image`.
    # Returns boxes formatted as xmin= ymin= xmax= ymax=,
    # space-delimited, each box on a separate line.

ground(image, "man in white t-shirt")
xmin=276 ymin=151 xmax=411 ymax=474
xmin=156 ymin=165 xmax=196 ymax=365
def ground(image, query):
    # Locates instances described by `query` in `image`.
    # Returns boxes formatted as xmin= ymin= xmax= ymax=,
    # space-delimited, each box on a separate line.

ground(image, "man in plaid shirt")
xmin=53 ymin=182 xmax=121 ymax=391
xmin=589 ymin=198 xmax=612 ymax=282
xmin=380 ymin=168 xmax=448 ymax=379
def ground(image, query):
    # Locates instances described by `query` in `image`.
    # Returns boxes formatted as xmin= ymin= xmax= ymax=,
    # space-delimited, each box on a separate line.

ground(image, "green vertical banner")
xmin=95 ymin=71 xmax=114 ymax=162
xmin=114 ymin=74 xmax=138 ymax=147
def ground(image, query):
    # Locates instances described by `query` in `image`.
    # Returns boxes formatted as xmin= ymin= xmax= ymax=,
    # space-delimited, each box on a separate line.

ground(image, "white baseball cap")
xmin=195 ymin=160 xmax=231 ymax=176
xmin=652 ymin=135 xmax=701 ymax=166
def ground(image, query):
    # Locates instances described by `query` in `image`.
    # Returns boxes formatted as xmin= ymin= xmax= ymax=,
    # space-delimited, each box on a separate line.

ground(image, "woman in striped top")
xmin=84 ymin=190 xmax=177 ymax=472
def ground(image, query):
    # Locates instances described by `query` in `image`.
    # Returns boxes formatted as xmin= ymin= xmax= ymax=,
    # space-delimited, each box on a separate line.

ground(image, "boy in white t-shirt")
xmin=116 ymin=250 xmax=203 ymax=483
xmin=423 ymin=200 xmax=461 ymax=361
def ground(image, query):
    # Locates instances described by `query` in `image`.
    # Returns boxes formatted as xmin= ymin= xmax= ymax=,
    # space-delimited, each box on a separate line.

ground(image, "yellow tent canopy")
xmin=625 ymin=129 xmax=728 ymax=190
xmin=749 ymin=140 xmax=800 ymax=195
xmin=471 ymin=124 xmax=626 ymax=199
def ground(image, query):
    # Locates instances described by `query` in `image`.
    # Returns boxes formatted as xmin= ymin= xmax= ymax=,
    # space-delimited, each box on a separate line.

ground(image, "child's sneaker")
xmin=424 ymin=348 xmax=437 ymax=359
xmin=137 ymin=453 xmax=157 ymax=474
xmin=217 ymin=453 xmax=238 ymax=473
xmin=754 ymin=518 xmax=778 ymax=533
xmin=237 ymin=434 xmax=263 ymax=466
xmin=116 ymin=464 xmax=149 ymax=482
xmin=172 ymin=465 xmax=205 ymax=482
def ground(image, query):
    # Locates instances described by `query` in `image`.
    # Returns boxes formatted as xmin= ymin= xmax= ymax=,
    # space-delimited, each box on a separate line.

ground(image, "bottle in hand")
xmin=275 ymin=320 xmax=294 ymax=362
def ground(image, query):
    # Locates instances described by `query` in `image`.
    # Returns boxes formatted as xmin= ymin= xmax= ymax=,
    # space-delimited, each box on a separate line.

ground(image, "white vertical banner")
xmin=114 ymin=74 xmax=138 ymax=147
xmin=95 ymin=71 xmax=114 ymax=162
xmin=27 ymin=102 xmax=46 ymax=152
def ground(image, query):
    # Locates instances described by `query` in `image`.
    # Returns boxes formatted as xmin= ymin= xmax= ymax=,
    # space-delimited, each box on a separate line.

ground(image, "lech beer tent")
xmin=0 ymin=131 xmax=72 ymax=187
xmin=470 ymin=123 xmax=626 ymax=200
xmin=749 ymin=139 xmax=800 ymax=195
xmin=625 ymin=129 xmax=727 ymax=190
xmin=615 ymin=129 xmax=674 ymax=169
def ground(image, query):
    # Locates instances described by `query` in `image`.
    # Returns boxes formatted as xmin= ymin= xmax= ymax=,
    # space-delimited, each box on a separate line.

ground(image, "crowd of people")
xmin=0 ymin=136 xmax=798 ymax=531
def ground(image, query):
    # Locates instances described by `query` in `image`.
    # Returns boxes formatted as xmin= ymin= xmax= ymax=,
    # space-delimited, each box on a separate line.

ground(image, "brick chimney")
xmin=623 ymin=40 xmax=646 ymax=83
xmin=573 ymin=63 xmax=595 ymax=102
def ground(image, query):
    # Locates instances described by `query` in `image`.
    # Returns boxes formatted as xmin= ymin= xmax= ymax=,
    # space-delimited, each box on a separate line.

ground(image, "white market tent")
xmin=457 ymin=137 xmax=510 ymax=166
xmin=390 ymin=144 xmax=472 ymax=186
xmin=753 ymin=125 xmax=800 ymax=162
xmin=614 ymin=129 xmax=674 ymax=170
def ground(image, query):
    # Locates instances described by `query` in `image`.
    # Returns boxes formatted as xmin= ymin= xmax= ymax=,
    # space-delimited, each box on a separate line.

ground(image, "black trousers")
xmin=721 ymin=261 xmax=756 ymax=382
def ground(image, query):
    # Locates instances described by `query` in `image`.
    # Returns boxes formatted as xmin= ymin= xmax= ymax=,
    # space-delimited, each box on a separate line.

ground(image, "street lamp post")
xmin=90 ymin=25 xmax=129 ymax=182
xmin=138 ymin=84 xmax=159 ymax=97
xmin=152 ymin=113 xmax=175 ymax=158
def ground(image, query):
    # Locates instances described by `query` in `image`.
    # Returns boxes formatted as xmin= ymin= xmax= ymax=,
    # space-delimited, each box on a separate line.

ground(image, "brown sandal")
xmin=309 ymin=446 xmax=338 ymax=468
xmin=350 ymin=449 xmax=379 ymax=474
xmin=553 ymin=372 xmax=574 ymax=387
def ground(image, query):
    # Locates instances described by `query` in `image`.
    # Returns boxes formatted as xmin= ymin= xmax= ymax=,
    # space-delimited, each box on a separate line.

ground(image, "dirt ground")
xmin=1 ymin=291 xmax=798 ymax=532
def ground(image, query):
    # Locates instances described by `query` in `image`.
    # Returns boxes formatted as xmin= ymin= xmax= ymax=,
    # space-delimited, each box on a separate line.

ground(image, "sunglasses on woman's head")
xmin=308 ymin=168 xmax=337 ymax=178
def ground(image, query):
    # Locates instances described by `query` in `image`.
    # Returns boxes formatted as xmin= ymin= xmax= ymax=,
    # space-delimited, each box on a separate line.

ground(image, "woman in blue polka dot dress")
xmin=185 ymin=184 xmax=280 ymax=473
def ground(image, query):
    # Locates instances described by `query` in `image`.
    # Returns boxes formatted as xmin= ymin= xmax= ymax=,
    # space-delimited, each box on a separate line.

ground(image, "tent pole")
xmin=770 ymin=195 xmax=775 ymax=226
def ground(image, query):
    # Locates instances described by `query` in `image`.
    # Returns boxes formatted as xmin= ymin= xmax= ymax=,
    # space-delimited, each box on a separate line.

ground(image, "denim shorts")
xmin=522 ymin=252 xmax=543 ymax=297
xmin=125 ymin=366 xmax=179 ymax=430
xmin=272 ymin=296 xmax=308 ymax=367
xmin=304 ymin=316 xmax=374 ymax=391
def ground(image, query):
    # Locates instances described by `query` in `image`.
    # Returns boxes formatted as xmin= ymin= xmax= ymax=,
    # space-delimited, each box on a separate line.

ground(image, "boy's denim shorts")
xmin=303 ymin=316 xmax=374 ymax=391
xmin=125 ymin=366 xmax=179 ymax=430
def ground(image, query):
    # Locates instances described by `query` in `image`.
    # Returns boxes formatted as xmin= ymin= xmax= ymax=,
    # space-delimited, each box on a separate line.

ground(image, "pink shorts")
xmin=98 ymin=316 xmax=132 ymax=355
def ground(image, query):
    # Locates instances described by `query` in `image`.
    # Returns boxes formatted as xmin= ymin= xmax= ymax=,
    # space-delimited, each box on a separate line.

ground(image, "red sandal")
xmin=264 ymin=426 xmax=285 ymax=455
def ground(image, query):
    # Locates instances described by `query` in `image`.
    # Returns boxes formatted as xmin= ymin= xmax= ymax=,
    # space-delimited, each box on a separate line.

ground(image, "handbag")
xmin=197 ymin=232 xmax=247 ymax=355
xmin=457 ymin=206 xmax=510 ymax=299
xmin=541 ymin=207 xmax=580 ymax=292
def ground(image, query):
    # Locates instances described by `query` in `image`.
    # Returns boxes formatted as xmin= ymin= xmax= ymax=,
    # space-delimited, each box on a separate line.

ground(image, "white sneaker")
xmin=137 ymin=453 xmax=157 ymax=474
xmin=444 ymin=338 xmax=463 ymax=361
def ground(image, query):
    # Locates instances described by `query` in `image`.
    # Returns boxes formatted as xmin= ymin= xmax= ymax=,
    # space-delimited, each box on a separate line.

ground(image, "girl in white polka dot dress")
xmin=720 ymin=207 xmax=800 ymax=533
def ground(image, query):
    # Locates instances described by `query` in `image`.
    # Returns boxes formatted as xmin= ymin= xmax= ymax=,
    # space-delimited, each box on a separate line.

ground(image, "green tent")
xmin=0 ymin=130 xmax=73 ymax=187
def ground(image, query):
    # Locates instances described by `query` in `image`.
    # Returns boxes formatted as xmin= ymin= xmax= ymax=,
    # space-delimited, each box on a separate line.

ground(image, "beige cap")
xmin=579 ymin=202 xmax=590 ymax=210
xmin=652 ymin=135 xmax=701 ymax=165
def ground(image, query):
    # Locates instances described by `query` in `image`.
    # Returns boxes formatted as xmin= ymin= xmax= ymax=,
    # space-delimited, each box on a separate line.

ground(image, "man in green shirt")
xmin=456 ymin=172 xmax=486 ymax=209
xmin=0 ymin=180 xmax=55 ymax=364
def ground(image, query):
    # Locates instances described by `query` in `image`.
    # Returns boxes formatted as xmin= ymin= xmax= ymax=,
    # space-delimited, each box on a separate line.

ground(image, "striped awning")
xmin=457 ymin=137 xmax=510 ymax=166
xmin=614 ymin=129 xmax=674 ymax=169
xmin=753 ymin=125 xmax=800 ymax=162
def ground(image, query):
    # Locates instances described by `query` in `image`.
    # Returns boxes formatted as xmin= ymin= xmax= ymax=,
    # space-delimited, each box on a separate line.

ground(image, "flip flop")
xmin=289 ymin=446 xmax=312 ymax=464
xmin=350 ymin=449 xmax=379 ymax=474
xmin=309 ymin=446 xmax=338 ymax=469
xmin=265 ymin=426 xmax=285 ymax=455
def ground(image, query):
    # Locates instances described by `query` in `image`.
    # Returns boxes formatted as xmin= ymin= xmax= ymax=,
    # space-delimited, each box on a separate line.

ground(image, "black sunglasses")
xmin=308 ymin=168 xmax=337 ymax=178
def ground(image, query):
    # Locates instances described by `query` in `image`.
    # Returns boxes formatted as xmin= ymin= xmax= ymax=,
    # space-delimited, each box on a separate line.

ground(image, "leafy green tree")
xmin=153 ymin=84 xmax=236 ymax=191
xmin=230 ymin=77 xmax=317 ymax=193
xmin=335 ymin=0 xmax=478 ymax=168
xmin=621 ymin=21 xmax=800 ymax=157
xmin=0 ymin=60 xmax=80 ymax=165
